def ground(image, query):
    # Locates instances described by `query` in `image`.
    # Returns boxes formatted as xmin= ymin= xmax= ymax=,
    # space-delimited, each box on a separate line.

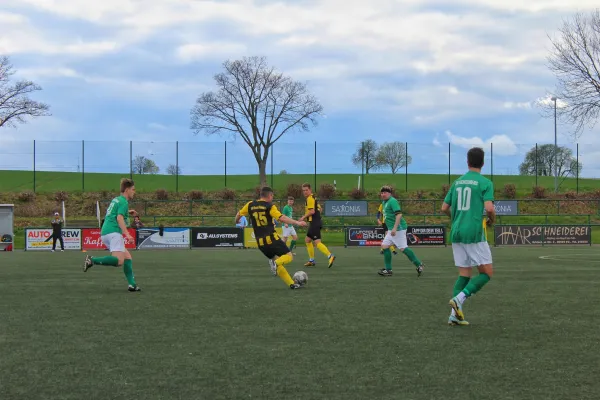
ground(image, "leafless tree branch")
xmin=190 ymin=56 xmax=323 ymax=186
xmin=542 ymin=10 xmax=600 ymax=138
xmin=0 ymin=55 xmax=51 ymax=128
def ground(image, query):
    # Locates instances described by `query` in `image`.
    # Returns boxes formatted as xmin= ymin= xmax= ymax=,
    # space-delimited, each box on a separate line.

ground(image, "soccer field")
xmin=1 ymin=247 xmax=599 ymax=400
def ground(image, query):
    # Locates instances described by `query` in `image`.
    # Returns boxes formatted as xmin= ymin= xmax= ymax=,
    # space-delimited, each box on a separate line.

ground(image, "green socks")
xmin=92 ymin=256 xmax=119 ymax=266
xmin=383 ymin=248 xmax=392 ymax=270
xmin=453 ymin=276 xmax=471 ymax=297
xmin=123 ymin=259 xmax=136 ymax=287
xmin=290 ymin=240 xmax=296 ymax=252
xmin=463 ymin=273 xmax=490 ymax=297
xmin=403 ymin=248 xmax=422 ymax=267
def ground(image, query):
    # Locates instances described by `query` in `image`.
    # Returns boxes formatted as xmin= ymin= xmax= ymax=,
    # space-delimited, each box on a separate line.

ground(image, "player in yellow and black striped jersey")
xmin=236 ymin=187 xmax=307 ymax=289
xmin=299 ymin=183 xmax=336 ymax=268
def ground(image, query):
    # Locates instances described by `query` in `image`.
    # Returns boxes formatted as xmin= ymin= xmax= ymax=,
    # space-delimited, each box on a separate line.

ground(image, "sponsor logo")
xmin=198 ymin=233 xmax=239 ymax=239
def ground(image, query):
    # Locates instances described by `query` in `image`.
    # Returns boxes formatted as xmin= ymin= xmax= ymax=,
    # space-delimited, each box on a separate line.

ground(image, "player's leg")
xmin=304 ymin=230 xmax=316 ymax=266
xmin=378 ymin=232 xmax=394 ymax=276
xmin=52 ymin=235 xmax=57 ymax=251
xmin=313 ymin=226 xmax=335 ymax=268
xmin=123 ymin=250 xmax=140 ymax=291
xmin=263 ymin=241 xmax=300 ymax=289
xmin=396 ymin=230 xmax=425 ymax=276
xmin=84 ymin=233 xmax=121 ymax=271
xmin=59 ymin=235 xmax=65 ymax=251
xmin=448 ymin=244 xmax=474 ymax=324
xmin=383 ymin=225 xmax=398 ymax=254
xmin=455 ymin=243 xmax=493 ymax=303
xmin=289 ymin=229 xmax=298 ymax=253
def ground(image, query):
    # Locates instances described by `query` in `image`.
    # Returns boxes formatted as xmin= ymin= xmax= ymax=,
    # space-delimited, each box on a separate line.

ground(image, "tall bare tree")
xmin=351 ymin=139 xmax=380 ymax=174
xmin=0 ymin=56 xmax=50 ymax=128
xmin=376 ymin=142 xmax=412 ymax=174
xmin=545 ymin=10 xmax=600 ymax=137
xmin=190 ymin=56 xmax=323 ymax=186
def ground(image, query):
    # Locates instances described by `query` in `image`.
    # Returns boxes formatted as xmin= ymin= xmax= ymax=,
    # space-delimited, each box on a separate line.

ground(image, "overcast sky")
xmin=1 ymin=0 xmax=599 ymax=177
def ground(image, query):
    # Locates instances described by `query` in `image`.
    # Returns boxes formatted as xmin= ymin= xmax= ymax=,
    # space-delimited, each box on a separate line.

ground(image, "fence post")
xmin=33 ymin=140 xmax=36 ymax=193
xmin=490 ymin=142 xmax=494 ymax=183
xmin=361 ymin=141 xmax=365 ymax=191
xmin=314 ymin=141 xmax=317 ymax=190
xmin=176 ymin=141 xmax=179 ymax=193
xmin=448 ymin=142 xmax=451 ymax=185
xmin=270 ymin=144 xmax=274 ymax=188
xmin=576 ymin=143 xmax=579 ymax=194
xmin=405 ymin=142 xmax=408 ymax=192
xmin=82 ymin=140 xmax=85 ymax=191
xmin=224 ymin=141 xmax=227 ymax=187
xmin=535 ymin=143 xmax=538 ymax=187
xmin=129 ymin=141 xmax=133 ymax=179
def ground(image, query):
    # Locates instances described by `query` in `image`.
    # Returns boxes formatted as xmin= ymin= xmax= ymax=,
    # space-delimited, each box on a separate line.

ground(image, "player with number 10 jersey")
xmin=442 ymin=147 xmax=496 ymax=326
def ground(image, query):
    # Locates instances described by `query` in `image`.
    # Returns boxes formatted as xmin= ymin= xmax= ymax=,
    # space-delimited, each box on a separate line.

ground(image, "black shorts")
xmin=306 ymin=222 xmax=322 ymax=241
xmin=259 ymin=239 xmax=290 ymax=259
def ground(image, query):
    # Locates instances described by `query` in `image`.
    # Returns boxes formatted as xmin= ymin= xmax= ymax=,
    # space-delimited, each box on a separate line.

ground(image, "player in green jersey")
xmin=442 ymin=147 xmax=496 ymax=326
xmin=83 ymin=178 xmax=141 ymax=292
xmin=378 ymin=186 xmax=425 ymax=277
xmin=281 ymin=197 xmax=298 ymax=254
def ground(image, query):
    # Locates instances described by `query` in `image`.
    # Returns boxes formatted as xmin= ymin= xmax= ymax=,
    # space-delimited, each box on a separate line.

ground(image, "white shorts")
xmin=282 ymin=226 xmax=297 ymax=238
xmin=382 ymin=230 xmax=408 ymax=249
xmin=452 ymin=242 xmax=493 ymax=267
xmin=101 ymin=233 xmax=125 ymax=253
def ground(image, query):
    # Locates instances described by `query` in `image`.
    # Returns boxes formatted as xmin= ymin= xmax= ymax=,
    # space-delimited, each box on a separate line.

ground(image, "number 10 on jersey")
xmin=456 ymin=187 xmax=471 ymax=211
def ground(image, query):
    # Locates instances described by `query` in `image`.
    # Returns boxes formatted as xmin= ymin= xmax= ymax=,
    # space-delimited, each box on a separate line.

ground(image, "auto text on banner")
xmin=25 ymin=228 xmax=82 ymax=251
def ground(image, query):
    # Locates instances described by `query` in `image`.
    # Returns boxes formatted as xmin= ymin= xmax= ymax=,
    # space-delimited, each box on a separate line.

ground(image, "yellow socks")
xmin=276 ymin=254 xmax=294 ymax=286
xmin=307 ymin=243 xmax=315 ymax=260
xmin=316 ymin=242 xmax=331 ymax=257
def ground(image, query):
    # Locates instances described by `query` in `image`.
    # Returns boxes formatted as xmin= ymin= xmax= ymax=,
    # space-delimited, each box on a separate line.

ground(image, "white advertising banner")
xmin=26 ymin=228 xmax=82 ymax=251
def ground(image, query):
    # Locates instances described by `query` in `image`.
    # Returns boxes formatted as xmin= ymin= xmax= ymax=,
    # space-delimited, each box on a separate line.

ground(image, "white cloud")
xmin=504 ymin=101 xmax=532 ymax=109
xmin=175 ymin=43 xmax=247 ymax=63
xmin=4 ymin=0 xmax=600 ymax=144
xmin=445 ymin=131 xmax=518 ymax=156
xmin=536 ymin=96 xmax=569 ymax=108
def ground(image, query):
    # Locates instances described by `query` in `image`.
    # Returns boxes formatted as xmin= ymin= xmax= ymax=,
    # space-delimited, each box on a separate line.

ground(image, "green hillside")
xmin=0 ymin=170 xmax=597 ymax=194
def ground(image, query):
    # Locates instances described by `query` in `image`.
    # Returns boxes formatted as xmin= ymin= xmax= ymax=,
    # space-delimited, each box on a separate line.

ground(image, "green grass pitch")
xmin=1 ymin=247 xmax=599 ymax=399
xmin=1 ymin=169 xmax=598 ymax=193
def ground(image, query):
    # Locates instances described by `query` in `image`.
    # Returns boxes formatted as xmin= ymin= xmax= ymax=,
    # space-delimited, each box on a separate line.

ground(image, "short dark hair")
xmin=287 ymin=196 xmax=294 ymax=201
xmin=260 ymin=186 xmax=274 ymax=198
xmin=120 ymin=178 xmax=135 ymax=193
xmin=380 ymin=185 xmax=393 ymax=194
xmin=302 ymin=183 xmax=311 ymax=189
xmin=467 ymin=147 xmax=485 ymax=169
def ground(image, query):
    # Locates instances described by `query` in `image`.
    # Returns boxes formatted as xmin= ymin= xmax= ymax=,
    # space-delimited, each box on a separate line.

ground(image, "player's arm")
xmin=300 ymin=197 xmax=316 ymax=220
xmin=483 ymin=181 xmax=496 ymax=226
xmin=272 ymin=206 xmax=306 ymax=227
xmin=391 ymin=201 xmax=402 ymax=233
xmin=117 ymin=202 xmax=133 ymax=239
xmin=235 ymin=202 xmax=250 ymax=224
xmin=441 ymin=183 xmax=453 ymax=217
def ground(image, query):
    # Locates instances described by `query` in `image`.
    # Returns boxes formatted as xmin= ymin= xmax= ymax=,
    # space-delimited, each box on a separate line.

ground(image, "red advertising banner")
xmin=82 ymin=228 xmax=137 ymax=250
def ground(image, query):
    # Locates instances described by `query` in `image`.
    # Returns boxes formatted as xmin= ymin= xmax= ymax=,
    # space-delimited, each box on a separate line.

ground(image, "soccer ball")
xmin=293 ymin=271 xmax=308 ymax=285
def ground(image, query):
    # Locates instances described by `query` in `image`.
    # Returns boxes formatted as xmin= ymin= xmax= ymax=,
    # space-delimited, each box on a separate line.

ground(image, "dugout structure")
xmin=0 ymin=204 xmax=15 ymax=251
